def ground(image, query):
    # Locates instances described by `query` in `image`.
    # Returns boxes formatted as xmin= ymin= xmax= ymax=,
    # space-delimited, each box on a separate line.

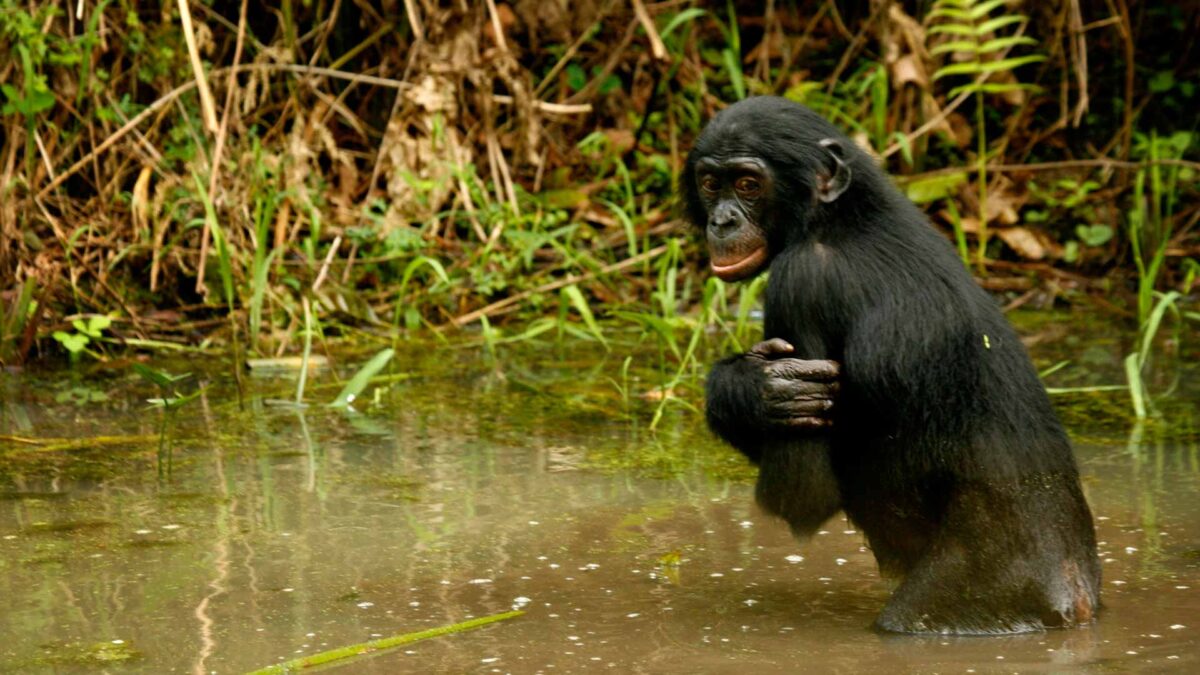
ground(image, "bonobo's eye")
xmin=699 ymin=175 xmax=719 ymax=194
xmin=734 ymin=176 xmax=762 ymax=197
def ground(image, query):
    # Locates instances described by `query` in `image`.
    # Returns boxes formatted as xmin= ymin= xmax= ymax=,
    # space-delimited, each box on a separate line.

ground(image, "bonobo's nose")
xmin=710 ymin=204 xmax=738 ymax=235
xmin=710 ymin=217 xmax=735 ymax=234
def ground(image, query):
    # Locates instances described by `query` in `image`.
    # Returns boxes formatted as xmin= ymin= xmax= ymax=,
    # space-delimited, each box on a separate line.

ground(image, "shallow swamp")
xmin=1 ymin=310 xmax=1197 ymax=674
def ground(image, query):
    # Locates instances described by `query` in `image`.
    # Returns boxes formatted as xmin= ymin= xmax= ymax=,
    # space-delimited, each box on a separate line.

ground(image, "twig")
xmin=450 ymin=244 xmax=669 ymax=327
xmin=484 ymin=0 xmax=509 ymax=52
xmin=32 ymin=129 xmax=56 ymax=180
xmin=1067 ymin=0 xmax=1090 ymax=127
xmin=632 ymin=0 xmax=667 ymax=62
xmin=402 ymin=0 xmax=424 ymax=42
xmin=490 ymin=95 xmax=592 ymax=115
xmin=312 ymin=235 xmax=341 ymax=292
xmin=176 ymin=0 xmax=219 ymax=133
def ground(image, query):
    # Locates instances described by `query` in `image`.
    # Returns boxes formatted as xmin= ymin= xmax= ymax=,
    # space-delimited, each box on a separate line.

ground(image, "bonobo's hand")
xmin=747 ymin=338 xmax=840 ymax=430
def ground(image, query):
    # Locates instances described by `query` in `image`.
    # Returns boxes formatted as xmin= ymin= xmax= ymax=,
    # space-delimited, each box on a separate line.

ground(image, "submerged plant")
xmin=133 ymin=364 xmax=203 ymax=477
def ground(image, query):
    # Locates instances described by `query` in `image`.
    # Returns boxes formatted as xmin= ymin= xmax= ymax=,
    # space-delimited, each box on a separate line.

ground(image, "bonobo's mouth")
xmin=710 ymin=247 xmax=768 ymax=281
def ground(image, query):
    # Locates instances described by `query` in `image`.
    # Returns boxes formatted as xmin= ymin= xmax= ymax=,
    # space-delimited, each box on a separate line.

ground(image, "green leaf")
xmin=889 ymin=131 xmax=913 ymax=166
xmin=1062 ymin=240 xmax=1079 ymax=264
xmin=561 ymin=284 xmax=607 ymax=347
xmin=660 ymin=8 xmax=707 ymax=41
xmin=976 ymin=15 xmax=1025 ymax=35
xmin=74 ymin=315 xmax=112 ymax=338
xmin=52 ymin=331 xmax=88 ymax=354
xmin=1124 ymin=353 xmax=1145 ymax=419
xmin=935 ymin=54 xmax=1044 ymax=80
xmin=721 ymin=48 xmax=745 ymax=100
xmin=928 ymin=24 xmax=977 ymax=37
xmin=928 ymin=7 xmax=972 ymax=21
xmin=930 ymin=40 xmax=981 ymax=56
xmin=329 ymin=348 xmax=395 ymax=408
xmin=148 ymin=387 xmax=204 ymax=411
xmin=565 ymin=64 xmax=586 ymax=92
xmin=904 ymin=171 xmax=968 ymax=204
xmin=948 ymin=81 xmax=1039 ymax=98
xmin=598 ymin=74 xmax=621 ymax=95
xmin=934 ymin=61 xmax=984 ymax=80
xmin=1075 ymin=224 xmax=1113 ymax=247
xmin=977 ymin=35 xmax=1038 ymax=53
xmin=980 ymin=54 xmax=1046 ymax=72
xmin=1148 ymin=71 xmax=1175 ymax=94
xmin=969 ymin=0 xmax=1010 ymax=19
xmin=133 ymin=363 xmax=191 ymax=388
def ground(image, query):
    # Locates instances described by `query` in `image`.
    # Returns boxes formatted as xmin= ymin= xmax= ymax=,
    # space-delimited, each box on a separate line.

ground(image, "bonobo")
xmin=684 ymin=97 xmax=1099 ymax=635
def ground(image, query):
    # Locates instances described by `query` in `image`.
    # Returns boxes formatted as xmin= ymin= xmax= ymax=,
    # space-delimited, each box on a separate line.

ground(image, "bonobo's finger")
xmin=749 ymin=338 xmax=795 ymax=358
xmin=770 ymin=397 xmax=835 ymax=417
xmin=771 ymin=415 xmax=834 ymax=429
xmin=763 ymin=377 xmax=838 ymax=400
xmin=763 ymin=358 xmax=841 ymax=381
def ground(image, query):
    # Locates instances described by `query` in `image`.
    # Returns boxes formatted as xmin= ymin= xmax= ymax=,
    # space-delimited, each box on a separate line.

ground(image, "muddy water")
xmin=1 ymin=326 xmax=1198 ymax=673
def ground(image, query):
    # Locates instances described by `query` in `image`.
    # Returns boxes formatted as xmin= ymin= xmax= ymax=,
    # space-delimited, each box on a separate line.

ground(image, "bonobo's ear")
xmin=816 ymin=138 xmax=851 ymax=203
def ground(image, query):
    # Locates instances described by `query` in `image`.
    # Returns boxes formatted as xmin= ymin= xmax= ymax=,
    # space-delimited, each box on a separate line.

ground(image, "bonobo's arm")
xmin=705 ymin=338 xmax=839 ymax=461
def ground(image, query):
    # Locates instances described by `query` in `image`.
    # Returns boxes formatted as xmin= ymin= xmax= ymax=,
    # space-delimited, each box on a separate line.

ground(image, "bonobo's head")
xmin=682 ymin=97 xmax=858 ymax=281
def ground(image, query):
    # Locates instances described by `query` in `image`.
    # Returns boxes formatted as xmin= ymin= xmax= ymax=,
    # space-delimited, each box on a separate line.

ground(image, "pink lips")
xmin=710 ymin=247 xmax=768 ymax=281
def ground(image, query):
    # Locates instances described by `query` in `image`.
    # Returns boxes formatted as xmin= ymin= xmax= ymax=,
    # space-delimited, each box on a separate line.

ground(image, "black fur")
xmin=686 ymin=97 xmax=1100 ymax=635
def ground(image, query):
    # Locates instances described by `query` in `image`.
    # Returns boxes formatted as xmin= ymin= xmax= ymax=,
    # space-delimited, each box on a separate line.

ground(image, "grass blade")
xmin=329 ymin=348 xmax=395 ymax=408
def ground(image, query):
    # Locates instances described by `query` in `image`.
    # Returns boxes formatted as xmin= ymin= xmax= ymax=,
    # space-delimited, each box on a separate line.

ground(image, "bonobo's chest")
xmin=761 ymin=243 xmax=851 ymax=361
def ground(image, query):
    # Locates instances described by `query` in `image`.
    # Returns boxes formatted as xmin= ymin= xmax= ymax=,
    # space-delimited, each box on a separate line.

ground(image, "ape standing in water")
xmin=685 ymin=97 xmax=1099 ymax=635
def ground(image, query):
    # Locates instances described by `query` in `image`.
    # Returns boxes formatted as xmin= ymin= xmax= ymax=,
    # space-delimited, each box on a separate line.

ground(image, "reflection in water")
xmin=0 ymin=339 xmax=1197 ymax=673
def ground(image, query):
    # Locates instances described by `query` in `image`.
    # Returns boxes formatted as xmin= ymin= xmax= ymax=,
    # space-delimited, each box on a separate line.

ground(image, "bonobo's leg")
xmin=874 ymin=485 xmax=1100 ymax=635
xmin=705 ymin=338 xmax=839 ymax=462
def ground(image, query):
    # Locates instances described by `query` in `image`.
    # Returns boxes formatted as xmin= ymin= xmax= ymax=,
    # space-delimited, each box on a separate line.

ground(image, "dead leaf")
xmin=892 ymin=54 xmax=927 ymax=88
xmin=996 ymin=226 xmax=1047 ymax=260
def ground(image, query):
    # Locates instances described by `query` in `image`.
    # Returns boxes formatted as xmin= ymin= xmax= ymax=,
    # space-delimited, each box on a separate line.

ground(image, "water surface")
xmin=1 ymin=321 xmax=1197 ymax=673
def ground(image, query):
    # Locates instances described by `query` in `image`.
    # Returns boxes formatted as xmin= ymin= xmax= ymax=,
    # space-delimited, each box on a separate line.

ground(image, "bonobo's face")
xmin=693 ymin=156 xmax=773 ymax=281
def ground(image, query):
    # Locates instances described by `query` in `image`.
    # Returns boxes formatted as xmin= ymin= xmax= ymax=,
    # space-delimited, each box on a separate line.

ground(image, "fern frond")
xmin=934 ymin=54 xmax=1045 ymax=80
xmin=969 ymin=0 xmax=1010 ymax=20
xmin=929 ymin=24 xmax=977 ymax=37
xmin=976 ymin=15 xmax=1025 ymax=35
xmin=928 ymin=7 xmax=973 ymax=21
xmin=947 ymin=81 xmax=1040 ymax=98
xmin=930 ymin=40 xmax=981 ymax=55
xmin=977 ymin=35 xmax=1038 ymax=53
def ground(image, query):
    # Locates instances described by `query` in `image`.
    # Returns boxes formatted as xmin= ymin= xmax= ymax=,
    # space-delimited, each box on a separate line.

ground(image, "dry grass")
xmin=0 ymin=1 xmax=1196 ymax=364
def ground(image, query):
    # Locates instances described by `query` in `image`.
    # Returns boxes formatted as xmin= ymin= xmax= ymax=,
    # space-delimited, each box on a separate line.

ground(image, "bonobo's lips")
xmin=710 ymin=247 xmax=768 ymax=281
